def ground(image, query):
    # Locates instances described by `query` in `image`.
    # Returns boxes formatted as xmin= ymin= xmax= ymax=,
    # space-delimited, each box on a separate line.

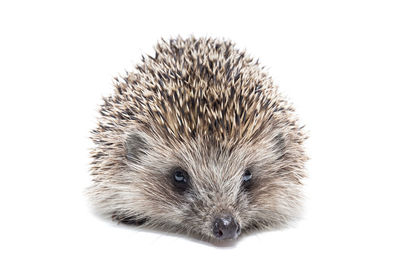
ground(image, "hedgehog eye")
xmin=172 ymin=168 xmax=190 ymax=192
xmin=242 ymin=169 xmax=252 ymax=182
xmin=242 ymin=169 xmax=253 ymax=191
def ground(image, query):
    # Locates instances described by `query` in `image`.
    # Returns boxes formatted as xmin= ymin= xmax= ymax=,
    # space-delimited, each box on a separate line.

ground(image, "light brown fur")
xmin=88 ymin=37 xmax=307 ymax=241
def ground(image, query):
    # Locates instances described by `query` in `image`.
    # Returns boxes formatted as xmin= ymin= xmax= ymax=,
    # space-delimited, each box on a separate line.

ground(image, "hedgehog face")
xmin=99 ymin=125 xmax=304 ymax=241
xmin=89 ymin=37 xmax=307 ymax=242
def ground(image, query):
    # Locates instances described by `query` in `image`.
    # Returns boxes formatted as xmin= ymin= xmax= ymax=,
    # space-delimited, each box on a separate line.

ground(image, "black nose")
xmin=212 ymin=215 xmax=241 ymax=240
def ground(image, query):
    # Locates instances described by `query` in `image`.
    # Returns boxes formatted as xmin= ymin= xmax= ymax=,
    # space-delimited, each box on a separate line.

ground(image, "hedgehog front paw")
xmin=112 ymin=214 xmax=148 ymax=226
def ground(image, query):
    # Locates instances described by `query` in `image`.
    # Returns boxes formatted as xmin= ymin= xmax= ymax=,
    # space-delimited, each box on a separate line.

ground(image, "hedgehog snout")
xmin=212 ymin=214 xmax=241 ymax=240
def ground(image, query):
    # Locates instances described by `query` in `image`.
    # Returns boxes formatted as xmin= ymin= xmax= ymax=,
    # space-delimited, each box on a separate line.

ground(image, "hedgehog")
xmin=88 ymin=37 xmax=307 ymax=241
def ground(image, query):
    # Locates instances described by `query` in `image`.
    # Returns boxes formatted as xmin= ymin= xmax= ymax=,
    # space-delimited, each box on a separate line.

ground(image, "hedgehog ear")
xmin=272 ymin=133 xmax=287 ymax=160
xmin=125 ymin=132 xmax=148 ymax=163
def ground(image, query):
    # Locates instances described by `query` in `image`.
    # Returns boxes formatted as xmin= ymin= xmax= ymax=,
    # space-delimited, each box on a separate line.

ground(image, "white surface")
xmin=1 ymin=1 xmax=399 ymax=266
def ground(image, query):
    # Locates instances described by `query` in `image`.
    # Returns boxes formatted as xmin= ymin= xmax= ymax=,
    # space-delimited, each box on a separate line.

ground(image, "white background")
xmin=1 ymin=0 xmax=399 ymax=266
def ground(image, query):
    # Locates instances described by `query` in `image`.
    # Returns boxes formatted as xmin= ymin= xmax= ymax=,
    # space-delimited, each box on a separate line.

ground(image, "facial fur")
xmin=88 ymin=37 xmax=307 ymax=241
